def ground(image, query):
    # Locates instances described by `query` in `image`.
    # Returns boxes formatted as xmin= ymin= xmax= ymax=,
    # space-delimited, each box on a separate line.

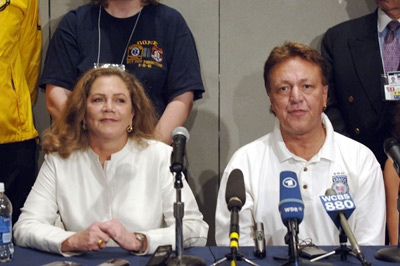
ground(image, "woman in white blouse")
xmin=14 ymin=67 xmax=208 ymax=256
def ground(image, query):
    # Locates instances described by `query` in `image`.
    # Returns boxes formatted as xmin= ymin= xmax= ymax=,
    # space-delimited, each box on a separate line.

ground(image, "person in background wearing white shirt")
xmin=215 ymin=42 xmax=385 ymax=247
xmin=14 ymin=67 xmax=208 ymax=256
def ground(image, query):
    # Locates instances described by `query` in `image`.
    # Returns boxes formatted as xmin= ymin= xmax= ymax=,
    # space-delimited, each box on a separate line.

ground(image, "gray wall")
xmin=34 ymin=0 xmax=377 ymax=245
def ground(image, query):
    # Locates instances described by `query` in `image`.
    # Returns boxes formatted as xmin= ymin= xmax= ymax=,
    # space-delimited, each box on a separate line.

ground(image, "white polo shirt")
xmin=215 ymin=113 xmax=385 ymax=246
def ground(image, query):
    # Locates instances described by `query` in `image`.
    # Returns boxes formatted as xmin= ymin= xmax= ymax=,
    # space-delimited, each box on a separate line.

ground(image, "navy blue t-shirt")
xmin=40 ymin=3 xmax=204 ymax=117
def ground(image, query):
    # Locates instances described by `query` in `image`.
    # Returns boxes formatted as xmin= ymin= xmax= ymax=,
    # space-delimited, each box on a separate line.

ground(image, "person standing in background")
xmin=0 ymin=0 xmax=42 ymax=225
xmin=321 ymin=0 xmax=400 ymax=169
xmin=41 ymin=0 xmax=204 ymax=144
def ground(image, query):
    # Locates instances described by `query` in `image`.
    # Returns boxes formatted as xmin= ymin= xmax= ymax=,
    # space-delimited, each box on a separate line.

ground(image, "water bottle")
xmin=0 ymin=183 xmax=13 ymax=262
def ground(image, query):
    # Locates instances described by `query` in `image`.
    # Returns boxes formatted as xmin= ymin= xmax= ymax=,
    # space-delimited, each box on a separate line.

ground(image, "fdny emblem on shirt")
xmin=126 ymin=40 xmax=163 ymax=68
xmin=151 ymin=46 xmax=163 ymax=63
xmin=331 ymin=173 xmax=349 ymax=194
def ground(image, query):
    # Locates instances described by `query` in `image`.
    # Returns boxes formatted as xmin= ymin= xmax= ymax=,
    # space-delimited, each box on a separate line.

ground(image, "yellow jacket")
xmin=0 ymin=0 xmax=41 ymax=144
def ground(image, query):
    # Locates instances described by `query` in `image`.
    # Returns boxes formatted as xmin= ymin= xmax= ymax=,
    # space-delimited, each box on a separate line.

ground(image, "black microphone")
xmin=253 ymin=222 xmax=266 ymax=258
xmin=225 ymin=169 xmax=246 ymax=262
xmin=325 ymin=189 xmax=369 ymax=265
xmin=170 ymin=127 xmax=189 ymax=173
xmin=384 ymin=138 xmax=400 ymax=176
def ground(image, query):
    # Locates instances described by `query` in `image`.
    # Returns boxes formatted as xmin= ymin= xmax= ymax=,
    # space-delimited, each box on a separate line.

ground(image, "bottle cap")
xmin=0 ymin=183 xmax=4 ymax=193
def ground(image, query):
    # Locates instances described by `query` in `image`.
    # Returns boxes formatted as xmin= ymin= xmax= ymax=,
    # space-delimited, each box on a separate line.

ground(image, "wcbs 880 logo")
xmin=319 ymin=193 xmax=355 ymax=229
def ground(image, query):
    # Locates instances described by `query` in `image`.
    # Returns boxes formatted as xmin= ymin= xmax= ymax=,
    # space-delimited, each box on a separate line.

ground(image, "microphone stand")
xmin=212 ymin=214 xmax=260 ymax=266
xmin=311 ymin=227 xmax=370 ymax=266
xmin=274 ymin=220 xmax=304 ymax=266
xmin=274 ymin=220 xmax=332 ymax=266
xmin=167 ymin=169 xmax=206 ymax=266
xmin=211 ymin=246 xmax=261 ymax=266
xmin=375 ymin=180 xmax=400 ymax=262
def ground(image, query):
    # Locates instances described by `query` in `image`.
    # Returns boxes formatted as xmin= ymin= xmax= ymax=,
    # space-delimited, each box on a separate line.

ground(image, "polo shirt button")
xmin=348 ymin=96 xmax=354 ymax=103
xmin=303 ymin=185 xmax=308 ymax=189
xmin=355 ymin=128 xmax=360 ymax=134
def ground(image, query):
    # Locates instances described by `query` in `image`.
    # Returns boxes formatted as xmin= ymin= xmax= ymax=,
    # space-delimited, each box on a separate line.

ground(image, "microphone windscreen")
xmin=384 ymin=138 xmax=400 ymax=176
xmin=279 ymin=171 xmax=304 ymax=226
xmin=225 ymin=169 xmax=246 ymax=211
xmin=171 ymin=126 xmax=190 ymax=141
xmin=325 ymin=188 xmax=336 ymax=196
xmin=384 ymin=138 xmax=398 ymax=153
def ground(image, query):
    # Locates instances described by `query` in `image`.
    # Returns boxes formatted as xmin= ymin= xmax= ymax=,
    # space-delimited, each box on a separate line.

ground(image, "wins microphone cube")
xmin=319 ymin=192 xmax=355 ymax=229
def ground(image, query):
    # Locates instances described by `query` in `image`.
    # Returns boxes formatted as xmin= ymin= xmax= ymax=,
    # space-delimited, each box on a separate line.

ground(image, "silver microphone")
xmin=253 ymin=222 xmax=266 ymax=258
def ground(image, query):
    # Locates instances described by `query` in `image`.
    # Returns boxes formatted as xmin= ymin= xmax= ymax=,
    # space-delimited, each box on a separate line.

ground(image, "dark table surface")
xmin=3 ymin=245 xmax=400 ymax=266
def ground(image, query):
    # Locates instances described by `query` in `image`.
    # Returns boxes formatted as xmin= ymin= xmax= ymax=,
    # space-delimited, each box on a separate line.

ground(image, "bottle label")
xmin=0 ymin=217 xmax=11 ymax=244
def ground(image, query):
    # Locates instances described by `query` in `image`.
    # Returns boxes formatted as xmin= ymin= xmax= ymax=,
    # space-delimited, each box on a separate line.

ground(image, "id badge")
xmin=382 ymin=71 xmax=400 ymax=100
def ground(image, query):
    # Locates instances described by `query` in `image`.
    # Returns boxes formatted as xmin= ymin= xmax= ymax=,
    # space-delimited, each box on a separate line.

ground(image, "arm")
xmin=353 ymin=149 xmax=386 ymax=245
xmin=147 ymin=173 xmax=207 ymax=253
xmin=155 ymin=91 xmax=194 ymax=144
xmin=46 ymin=85 xmax=71 ymax=121
xmin=20 ymin=0 xmax=42 ymax=104
xmin=384 ymin=158 xmax=400 ymax=245
xmin=98 ymin=219 xmax=146 ymax=253
xmin=13 ymin=155 xmax=77 ymax=256
xmin=129 ymin=144 xmax=207 ymax=254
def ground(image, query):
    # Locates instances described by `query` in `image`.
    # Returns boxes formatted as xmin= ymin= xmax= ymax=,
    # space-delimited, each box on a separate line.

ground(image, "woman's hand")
xmin=61 ymin=222 xmax=110 ymax=253
xmin=98 ymin=219 xmax=145 ymax=252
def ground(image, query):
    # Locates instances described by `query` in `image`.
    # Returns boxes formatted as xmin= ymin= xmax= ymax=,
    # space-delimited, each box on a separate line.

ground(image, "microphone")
xmin=170 ymin=127 xmax=190 ymax=173
xmin=279 ymin=171 xmax=304 ymax=264
xmin=322 ymin=188 xmax=368 ymax=265
xmin=384 ymin=138 xmax=400 ymax=176
xmin=225 ymin=169 xmax=246 ymax=263
xmin=279 ymin=171 xmax=304 ymax=226
xmin=253 ymin=222 xmax=266 ymax=258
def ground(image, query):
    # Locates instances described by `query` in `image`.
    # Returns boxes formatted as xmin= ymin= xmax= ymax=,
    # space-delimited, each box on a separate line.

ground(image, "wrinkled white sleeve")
xmin=13 ymin=155 xmax=76 ymax=256
xmin=139 ymin=160 xmax=208 ymax=255
xmin=352 ymin=149 xmax=386 ymax=245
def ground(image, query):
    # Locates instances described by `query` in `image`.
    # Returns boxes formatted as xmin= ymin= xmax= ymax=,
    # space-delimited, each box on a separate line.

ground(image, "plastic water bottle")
xmin=0 ymin=183 xmax=13 ymax=262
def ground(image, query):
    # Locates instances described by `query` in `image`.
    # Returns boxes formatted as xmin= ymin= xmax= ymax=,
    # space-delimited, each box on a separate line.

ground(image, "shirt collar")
xmin=87 ymin=138 xmax=132 ymax=163
xmin=272 ymin=113 xmax=335 ymax=163
xmin=377 ymin=8 xmax=400 ymax=33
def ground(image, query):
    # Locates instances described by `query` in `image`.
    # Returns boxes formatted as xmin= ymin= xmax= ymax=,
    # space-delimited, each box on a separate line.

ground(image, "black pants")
xmin=0 ymin=139 xmax=37 ymax=225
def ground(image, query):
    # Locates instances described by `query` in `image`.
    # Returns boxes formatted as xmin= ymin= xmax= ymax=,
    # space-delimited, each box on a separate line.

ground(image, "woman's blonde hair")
xmin=42 ymin=68 xmax=157 ymax=158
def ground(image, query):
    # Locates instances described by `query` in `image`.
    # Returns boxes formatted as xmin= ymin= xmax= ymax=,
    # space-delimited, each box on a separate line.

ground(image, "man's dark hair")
xmin=263 ymin=41 xmax=328 ymax=93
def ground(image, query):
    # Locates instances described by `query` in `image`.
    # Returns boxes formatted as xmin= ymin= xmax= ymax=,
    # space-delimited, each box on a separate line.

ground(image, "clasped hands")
xmin=61 ymin=218 xmax=144 ymax=253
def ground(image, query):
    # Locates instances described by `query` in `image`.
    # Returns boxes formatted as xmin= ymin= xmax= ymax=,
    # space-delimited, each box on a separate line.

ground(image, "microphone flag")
xmin=320 ymin=191 xmax=355 ymax=229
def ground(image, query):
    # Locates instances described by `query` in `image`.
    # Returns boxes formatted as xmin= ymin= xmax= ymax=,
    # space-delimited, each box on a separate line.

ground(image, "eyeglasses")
xmin=93 ymin=63 xmax=125 ymax=72
xmin=0 ymin=0 xmax=10 ymax=12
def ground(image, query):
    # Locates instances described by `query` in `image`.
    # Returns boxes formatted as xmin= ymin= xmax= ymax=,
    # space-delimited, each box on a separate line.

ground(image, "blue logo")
xmin=130 ymin=48 xmax=141 ymax=57
xmin=332 ymin=175 xmax=349 ymax=193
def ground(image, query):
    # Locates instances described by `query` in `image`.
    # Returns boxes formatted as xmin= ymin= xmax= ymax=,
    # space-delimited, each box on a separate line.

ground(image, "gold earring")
xmin=127 ymin=125 xmax=133 ymax=133
xmin=82 ymin=121 xmax=87 ymax=131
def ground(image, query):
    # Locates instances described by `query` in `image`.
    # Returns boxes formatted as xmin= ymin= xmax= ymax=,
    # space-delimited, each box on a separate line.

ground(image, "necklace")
xmin=95 ymin=6 xmax=142 ymax=70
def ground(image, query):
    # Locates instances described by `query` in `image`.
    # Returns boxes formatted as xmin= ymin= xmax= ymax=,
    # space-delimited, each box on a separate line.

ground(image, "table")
xmin=3 ymin=245 xmax=399 ymax=266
